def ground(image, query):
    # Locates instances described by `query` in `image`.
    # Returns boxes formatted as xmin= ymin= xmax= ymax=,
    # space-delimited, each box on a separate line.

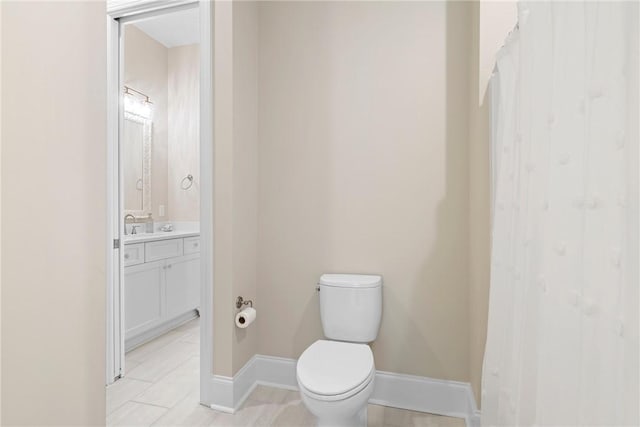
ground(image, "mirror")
xmin=123 ymin=111 xmax=152 ymax=215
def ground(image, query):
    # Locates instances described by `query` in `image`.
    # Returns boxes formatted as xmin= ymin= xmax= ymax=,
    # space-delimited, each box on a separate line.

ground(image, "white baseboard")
xmin=468 ymin=410 xmax=481 ymax=427
xmin=370 ymin=370 xmax=480 ymax=424
xmin=203 ymin=354 xmax=480 ymax=426
xmin=125 ymin=310 xmax=199 ymax=352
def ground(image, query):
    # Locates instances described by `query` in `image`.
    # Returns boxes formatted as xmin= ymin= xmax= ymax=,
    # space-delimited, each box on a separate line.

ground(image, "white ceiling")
xmin=133 ymin=6 xmax=199 ymax=48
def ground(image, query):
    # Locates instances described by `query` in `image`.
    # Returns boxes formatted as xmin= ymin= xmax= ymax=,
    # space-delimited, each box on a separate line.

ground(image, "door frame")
xmin=105 ymin=0 xmax=215 ymax=407
xmin=105 ymin=13 xmax=121 ymax=384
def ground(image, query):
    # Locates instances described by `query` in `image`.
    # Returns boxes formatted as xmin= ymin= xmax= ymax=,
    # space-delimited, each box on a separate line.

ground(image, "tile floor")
xmin=107 ymin=318 xmax=466 ymax=426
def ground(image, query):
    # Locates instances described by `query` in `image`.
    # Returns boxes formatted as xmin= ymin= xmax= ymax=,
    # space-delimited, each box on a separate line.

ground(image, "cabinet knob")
xmin=124 ymin=254 xmax=130 ymax=259
xmin=194 ymin=243 xmax=198 ymax=247
xmin=167 ymin=264 xmax=172 ymax=269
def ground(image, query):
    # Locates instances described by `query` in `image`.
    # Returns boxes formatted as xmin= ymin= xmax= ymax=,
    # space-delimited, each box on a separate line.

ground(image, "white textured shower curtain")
xmin=483 ymin=2 xmax=639 ymax=426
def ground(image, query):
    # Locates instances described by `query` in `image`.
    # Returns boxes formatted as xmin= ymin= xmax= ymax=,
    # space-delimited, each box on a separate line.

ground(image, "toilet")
xmin=296 ymin=274 xmax=382 ymax=427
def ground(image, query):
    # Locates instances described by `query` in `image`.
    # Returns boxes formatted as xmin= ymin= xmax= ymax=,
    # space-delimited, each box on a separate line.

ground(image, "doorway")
xmin=105 ymin=0 xmax=214 ymax=421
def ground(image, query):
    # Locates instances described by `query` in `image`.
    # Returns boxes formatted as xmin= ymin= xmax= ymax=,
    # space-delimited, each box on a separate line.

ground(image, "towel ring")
xmin=181 ymin=174 xmax=194 ymax=190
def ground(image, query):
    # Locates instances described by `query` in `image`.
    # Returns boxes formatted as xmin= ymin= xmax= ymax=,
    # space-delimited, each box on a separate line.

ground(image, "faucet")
xmin=124 ymin=214 xmax=136 ymax=235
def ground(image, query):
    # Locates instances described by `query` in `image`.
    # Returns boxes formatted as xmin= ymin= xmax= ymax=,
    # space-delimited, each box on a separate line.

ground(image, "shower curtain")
xmin=483 ymin=2 xmax=638 ymax=426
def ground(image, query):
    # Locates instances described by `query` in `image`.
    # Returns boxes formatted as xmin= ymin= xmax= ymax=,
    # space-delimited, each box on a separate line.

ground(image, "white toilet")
xmin=296 ymin=274 xmax=382 ymax=427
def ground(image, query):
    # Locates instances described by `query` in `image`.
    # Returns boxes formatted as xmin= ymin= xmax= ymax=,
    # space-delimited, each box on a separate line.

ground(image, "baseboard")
xmin=203 ymin=354 xmax=481 ymax=426
xmin=463 ymin=384 xmax=481 ymax=427
xmin=125 ymin=310 xmax=199 ymax=352
xmin=207 ymin=375 xmax=234 ymax=412
xmin=369 ymin=370 xmax=478 ymax=421
xmin=253 ymin=354 xmax=299 ymax=388
xmin=468 ymin=410 xmax=481 ymax=427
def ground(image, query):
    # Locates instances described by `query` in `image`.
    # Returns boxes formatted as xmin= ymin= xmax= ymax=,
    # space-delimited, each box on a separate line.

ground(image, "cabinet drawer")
xmin=123 ymin=243 xmax=145 ymax=267
xmin=183 ymin=236 xmax=200 ymax=254
xmin=145 ymin=238 xmax=183 ymax=262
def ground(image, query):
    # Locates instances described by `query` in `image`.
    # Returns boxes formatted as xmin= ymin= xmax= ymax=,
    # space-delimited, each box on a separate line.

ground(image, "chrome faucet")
xmin=124 ymin=214 xmax=136 ymax=235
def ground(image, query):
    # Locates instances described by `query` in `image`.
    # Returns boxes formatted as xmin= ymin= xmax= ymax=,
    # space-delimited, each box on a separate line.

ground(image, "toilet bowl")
xmin=297 ymin=340 xmax=375 ymax=427
xmin=296 ymin=274 xmax=382 ymax=427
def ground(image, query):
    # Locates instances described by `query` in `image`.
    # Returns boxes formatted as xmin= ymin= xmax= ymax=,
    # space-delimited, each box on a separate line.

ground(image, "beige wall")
xmin=256 ymin=1 xmax=473 ymax=381
xmin=468 ymin=0 xmax=492 ymax=407
xmin=0 ymin=3 xmax=491 ymax=417
xmin=212 ymin=0 xmax=260 ymax=377
xmin=478 ymin=1 xmax=517 ymax=103
xmin=231 ymin=0 xmax=259 ymax=374
xmin=213 ymin=0 xmax=236 ymax=376
xmin=1 ymin=2 xmax=106 ymax=425
xmin=125 ymin=26 xmax=201 ymax=223
xmin=168 ymin=44 xmax=200 ymax=222
xmin=212 ymin=0 xmax=493 ymax=395
xmin=124 ymin=25 xmax=169 ymax=220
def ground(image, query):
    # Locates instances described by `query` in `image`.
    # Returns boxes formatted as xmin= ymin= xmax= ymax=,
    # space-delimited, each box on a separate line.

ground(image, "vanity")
xmin=121 ymin=80 xmax=201 ymax=351
xmin=124 ymin=230 xmax=200 ymax=351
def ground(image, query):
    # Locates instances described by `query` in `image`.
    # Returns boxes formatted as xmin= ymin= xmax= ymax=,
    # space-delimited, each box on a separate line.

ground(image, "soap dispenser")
xmin=146 ymin=213 xmax=154 ymax=233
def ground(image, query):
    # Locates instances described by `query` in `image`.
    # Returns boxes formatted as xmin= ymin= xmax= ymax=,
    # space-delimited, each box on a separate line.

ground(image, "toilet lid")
xmin=296 ymin=340 xmax=374 ymax=396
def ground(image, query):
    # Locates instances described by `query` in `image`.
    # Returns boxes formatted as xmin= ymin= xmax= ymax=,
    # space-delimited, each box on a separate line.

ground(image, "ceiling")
xmin=133 ymin=6 xmax=199 ymax=48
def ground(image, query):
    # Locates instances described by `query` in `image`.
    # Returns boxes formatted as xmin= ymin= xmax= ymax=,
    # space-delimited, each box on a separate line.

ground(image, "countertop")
xmin=124 ymin=230 xmax=200 ymax=244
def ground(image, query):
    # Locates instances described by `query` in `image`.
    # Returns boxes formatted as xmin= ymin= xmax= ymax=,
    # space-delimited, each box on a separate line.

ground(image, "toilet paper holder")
xmin=236 ymin=296 xmax=253 ymax=309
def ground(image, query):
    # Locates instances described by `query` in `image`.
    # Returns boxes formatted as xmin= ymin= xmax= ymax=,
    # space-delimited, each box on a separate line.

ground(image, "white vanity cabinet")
xmin=125 ymin=260 xmax=164 ymax=339
xmin=123 ymin=243 xmax=145 ymax=267
xmin=124 ymin=234 xmax=200 ymax=350
xmin=165 ymin=254 xmax=200 ymax=319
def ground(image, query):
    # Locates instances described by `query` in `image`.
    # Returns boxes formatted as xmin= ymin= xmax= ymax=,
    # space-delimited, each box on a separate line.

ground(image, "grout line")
xmin=129 ymin=400 xmax=172 ymax=410
xmin=106 ymin=382 xmax=155 ymax=416
xmin=177 ymin=338 xmax=199 ymax=344
xmin=124 ymin=343 xmax=200 ymax=383
xmin=130 ymin=378 xmax=200 ymax=413
xmin=145 ymin=407 xmax=172 ymax=427
xmin=126 ymin=319 xmax=200 ymax=364
xmin=108 ymin=323 xmax=202 ymax=423
xmin=126 ymin=355 xmax=201 ymax=404
xmin=106 ymin=376 xmax=154 ymax=389
xmin=125 ymin=332 xmax=185 ymax=364
xmin=106 ymin=401 xmax=171 ymax=427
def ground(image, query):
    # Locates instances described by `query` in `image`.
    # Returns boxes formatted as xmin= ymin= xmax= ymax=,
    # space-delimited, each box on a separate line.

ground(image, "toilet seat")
xmin=297 ymin=340 xmax=375 ymax=402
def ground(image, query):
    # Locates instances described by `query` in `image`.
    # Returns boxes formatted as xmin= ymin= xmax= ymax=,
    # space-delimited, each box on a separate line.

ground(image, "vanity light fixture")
xmin=123 ymin=85 xmax=153 ymax=119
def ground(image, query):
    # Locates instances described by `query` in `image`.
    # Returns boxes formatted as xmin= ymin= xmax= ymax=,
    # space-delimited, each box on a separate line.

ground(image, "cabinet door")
xmin=124 ymin=261 xmax=165 ymax=339
xmin=165 ymin=254 xmax=200 ymax=319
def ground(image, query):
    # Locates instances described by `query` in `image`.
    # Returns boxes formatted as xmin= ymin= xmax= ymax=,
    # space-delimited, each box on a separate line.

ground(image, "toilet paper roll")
xmin=235 ymin=307 xmax=256 ymax=329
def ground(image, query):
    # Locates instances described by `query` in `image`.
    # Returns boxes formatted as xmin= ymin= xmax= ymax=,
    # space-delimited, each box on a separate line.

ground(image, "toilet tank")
xmin=318 ymin=274 xmax=382 ymax=343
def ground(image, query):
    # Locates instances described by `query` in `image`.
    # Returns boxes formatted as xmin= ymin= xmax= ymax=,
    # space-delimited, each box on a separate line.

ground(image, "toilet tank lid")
xmin=319 ymin=274 xmax=382 ymax=289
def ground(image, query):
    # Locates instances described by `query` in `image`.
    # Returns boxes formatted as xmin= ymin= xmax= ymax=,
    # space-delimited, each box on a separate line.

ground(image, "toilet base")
xmin=316 ymin=406 xmax=367 ymax=427
xmin=298 ymin=371 xmax=374 ymax=427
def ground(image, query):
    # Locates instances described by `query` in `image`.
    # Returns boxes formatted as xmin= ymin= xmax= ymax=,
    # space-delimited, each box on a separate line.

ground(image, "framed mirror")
xmin=123 ymin=110 xmax=152 ymax=216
